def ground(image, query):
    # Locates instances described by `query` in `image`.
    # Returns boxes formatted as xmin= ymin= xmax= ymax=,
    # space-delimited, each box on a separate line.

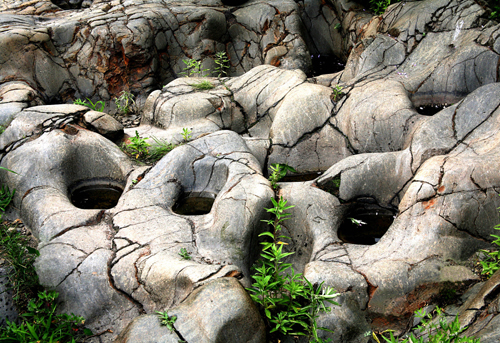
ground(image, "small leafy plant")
xmin=190 ymin=80 xmax=214 ymax=91
xmin=0 ymin=185 xmax=15 ymax=213
xmin=372 ymin=306 xmax=480 ymax=343
xmin=156 ymin=311 xmax=177 ymax=333
xmin=178 ymin=247 xmax=191 ymax=260
xmin=123 ymin=131 xmax=151 ymax=159
xmin=182 ymin=128 xmax=192 ymax=142
xmin=180 ymin=59 xmax=209 ymax=77
xmin=73 ymin=98 xmax=105 ymax=112
xmin=0 ymin=290 xmax=91 ymax=342
xmin=214 ymin=51 xmax=230 ymax=78
xmin=331 ymin=85 xmax=344 ymax=102
xmin=114 ymin=90 xmax=135 ymax=115
xmin=480 ymin=222 xmax=500 ymax=278
xmin=148 ymin=136 xmax=176 ymax=162
xmin=268 ymin=164 xmax=297 ymax=189
xmin=248 ymin=197 xmax=339 ymax=342
xmin=369 ymin=0 xmax=393 ymax=14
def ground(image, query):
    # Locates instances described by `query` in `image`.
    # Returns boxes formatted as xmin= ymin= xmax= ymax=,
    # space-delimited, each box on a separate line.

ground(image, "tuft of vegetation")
xmin=148 ymin=136 xmax=176 ymax=162
xmin=114 ymin=90 xmax=135 ymax=115
xmin=178 ymin=248 xmax=191 ymax=260
xmin=122 ymin=131 xmax=151 ymax=160
xmin=73 ymin=98 xmax=105 ymax=112
xmin=181 ymin=128 xmax=192 ymax=142
xmin=190 ymin=80 xmax=214 ymax=91
xmin=214 ymin=51 xmax=230 ymax=78
xmin=331 ymin=85 xmax=344 ymax=102
xmin=0 ymin=125 xmax=6 ymax=134
xmin=371 ymin=306 xmax=480 ymax=343
xmin=480 ymin=213 xmax=500 ymax=278
xmin=0 ymin=290 xmax=92 ymax=342
xmin=247 ymin=197 xmax=339 ymax=342
xmin=180 ymin=59 xmax=209 ymax=78
xmin=268 ymin=164 xmax=297 ymax=190
xmin=156 ymin=311 xmax=177 ymax=333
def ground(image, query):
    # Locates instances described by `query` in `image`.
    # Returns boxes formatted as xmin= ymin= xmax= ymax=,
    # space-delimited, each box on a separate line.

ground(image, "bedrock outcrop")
xmin=1 ymin=0 xmax=500 ymax=342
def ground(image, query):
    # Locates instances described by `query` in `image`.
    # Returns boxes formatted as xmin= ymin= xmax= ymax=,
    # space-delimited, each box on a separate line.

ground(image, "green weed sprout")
xmin=149 ymin=136 xmax=176 ymax=162
xmin=0 ymin=290 xmax=91 ymax=342
xmin=156 ymin=311 xmax=177 ymax=333
xmin=190 ymin=80 xmax=214 ymax=91
xmin=268 ymin=163 xmax=297 ymax=189
xmin=115 ymin=90 xmax=135 ymax=115
xmin=125 ymin=131 xmax=151 ymax=159
xmin=372 ymin=306 xmax=479 ymax=343
xmin=214 ymin=51 xmax=230 ymax=78
xmin=178 ymin=247 xmax=191 ymax=260
xmin=332 ymin=85 xmax=344 ymax=102
xmin=480 ymin=218 xmax=500 ymax=278
xmin=73 ymin=98 xmax=105 ymax=112
xmin=248 ymin=197 xmax=339 ymax=341
xmin=182 ymin=128 xmax=192 ymax=142
xmin=180 ymin=59 xmax=209 ymax=77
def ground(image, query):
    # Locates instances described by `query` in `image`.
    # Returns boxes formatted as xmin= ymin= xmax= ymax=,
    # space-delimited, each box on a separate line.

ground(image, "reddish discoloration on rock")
xmin=423 ymin=198 xmax=437 ymax=209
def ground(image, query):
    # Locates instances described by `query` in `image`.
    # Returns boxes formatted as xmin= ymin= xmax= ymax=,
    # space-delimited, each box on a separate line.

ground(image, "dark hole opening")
xmin=338 ymin=202 xmax=395 ymax=245
xmin=309 ymin=54 xmax=345 ymax=77
xmin=416 ymin=104 xmax=449 ymax=116
xmin=172 ymin=193 xmax=215 ymax=216
xmin=70 ymin=179 xmax=123 ymax=210
xmin=281 ymin=173 xmax=321 ymax=182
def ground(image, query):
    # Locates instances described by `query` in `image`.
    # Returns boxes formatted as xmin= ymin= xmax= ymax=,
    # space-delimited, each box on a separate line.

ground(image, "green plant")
xmin=156 ymin=311 xmax=177 ymax=333
xmin=0 ymin=185 xmax=15 ymax=213
xmin=333 ymin=23 xmax=341 ymax=30
xmin=114 ymin=90 xmax=135 ymax=115
xmin=178 ymin=248 xmax=191 ymax=260
xmin=149 ymin=136 xmax=176 ymax=162
xmin=190 ymin=80 xmax=214 ymax=91
xmin=372 ymin=307 xmax=480 ymax=343
xmin=0 ymin=125 xmax=6 ymax=134
xmin=214 ymin=51 xmax=230 ymax=78
xmin=0 ymin=223 xmax=41 ymax=307
xmin=268 ymin=164 xmax=297 ymax=190
xmin=73 ymin=98 xmax=105 ymax=112
xmin=182 ymin=128 xmax=192 ymax=142
xmin=0 ymin=290 xmax=91 ymax=342
xmin=247 ymin=197 xmax=339 ymax=342
xmin=124 ymin=131 xmax=151 ymax=159
xmin=180 ymin=59 xmax=209 ymax=77
xmin=331 ymin=85 xmax=344 ymax=102
xmin=480 ymin=224 xmax=500 ymax=278
xmin=331 ymin=176 xmax=341 ymax=189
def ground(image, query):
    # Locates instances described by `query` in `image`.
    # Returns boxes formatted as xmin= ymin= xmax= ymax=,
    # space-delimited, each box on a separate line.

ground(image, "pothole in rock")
xmin=281 ymin=173 xmax=322 ymax=182
xmin=70 ymin=179 xmax=124 ymax=209
xmin=337 ymin=200 xmax=396 ymax=245
xmin=172 ymin=192 xmax=216 ymax=215
xmin=416 ymin=104 xmax=450 ymax=116
xmin=309 ymin=54 xmax=345 ymax=77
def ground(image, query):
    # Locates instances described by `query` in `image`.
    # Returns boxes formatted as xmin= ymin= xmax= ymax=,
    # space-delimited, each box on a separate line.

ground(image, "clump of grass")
xmin=149 ymin=136 xmax=176 ymax=162
xmin=190 ymin=80 xmax=214 ymax=91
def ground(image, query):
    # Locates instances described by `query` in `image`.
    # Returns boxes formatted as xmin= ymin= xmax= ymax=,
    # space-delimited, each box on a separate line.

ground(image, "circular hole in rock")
xmin=309 ymin=54 xmax=345 ymax=77
xmin=337 ymin=201 xmax=395 ymax=245
xmin=70 ymin=179 xmax=124 ymax=210
xmin=416 ymin=104 xmax=450 ymax=116
xmin=281 ymin=173 xmax=322 ymax=182
xmin=172 ymin=192 xmax=216 ymax=216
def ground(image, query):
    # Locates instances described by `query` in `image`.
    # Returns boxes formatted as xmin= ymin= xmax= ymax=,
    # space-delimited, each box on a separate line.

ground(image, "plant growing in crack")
xmin=268 ymin=163 xmax=297 ymax=189
xmin=157 ymin=311 xmax=177 ymax=333
xmin=180 ymin=58 xmax=209 ymax=77
xmin=480 ymin=206 xmax=500 ymax=278
xmin=331 ymin=85 xmax=344 ymax=102
xmin=114 ymin=90 xmax=135 ymax=115
xmin=73 ymin=98 xmax=105 ymax=112
xmin=178 ymin=247 xmax=191 ymax=260
xmin=214 ymin=51 xmax=230 ymax=78
xmin=190 ymin=80 xmax=214 ymax=91
xmin=182 ymin=128 xmax=192 ymax=142
xmin=247 ymin=196 xmax=340 ymax=342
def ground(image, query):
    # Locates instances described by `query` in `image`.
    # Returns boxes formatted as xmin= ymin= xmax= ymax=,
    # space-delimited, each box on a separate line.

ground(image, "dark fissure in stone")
xmin=309 ymin=54 xmax=345 ymax=77
xmin=173 ymin=193 xmax=215 ymax=215
xmin=281 ymin=173 xmax=321 ymax=182
xmin=337 ymin=202 xmax=395 ymax=245
xmin=416 ymin=104 xmax=449 ymax=116
xmin=70 ymin=180 xmax=123 ymax=210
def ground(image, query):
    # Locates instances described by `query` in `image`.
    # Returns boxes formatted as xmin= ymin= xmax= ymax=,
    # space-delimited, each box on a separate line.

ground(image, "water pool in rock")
xmin=309 ymin=54 xmax=345 ymax=77
xmin=70 ymin=180 xmax=124 ymax=209
xmin=416 ymin=104 xmax=449 ymax=116
xmin=338 ymin=202 xmax=395 ymax=245
xmin=173 ymin=193 xmax=215 ymax=215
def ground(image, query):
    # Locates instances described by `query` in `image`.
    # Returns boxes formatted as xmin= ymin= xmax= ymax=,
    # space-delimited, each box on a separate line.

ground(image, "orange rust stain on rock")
xmin=438 ymin=185 xmax=445 ymax=193
xmin=422 ymin=198 xmax=437 ymax=210
xmin=270 ymin=56 xmax=281 ymax=67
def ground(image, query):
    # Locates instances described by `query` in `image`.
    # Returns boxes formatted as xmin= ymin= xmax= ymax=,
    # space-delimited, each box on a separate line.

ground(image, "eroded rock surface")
xmin=2 ymin=0 xmax=500 ymax=342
